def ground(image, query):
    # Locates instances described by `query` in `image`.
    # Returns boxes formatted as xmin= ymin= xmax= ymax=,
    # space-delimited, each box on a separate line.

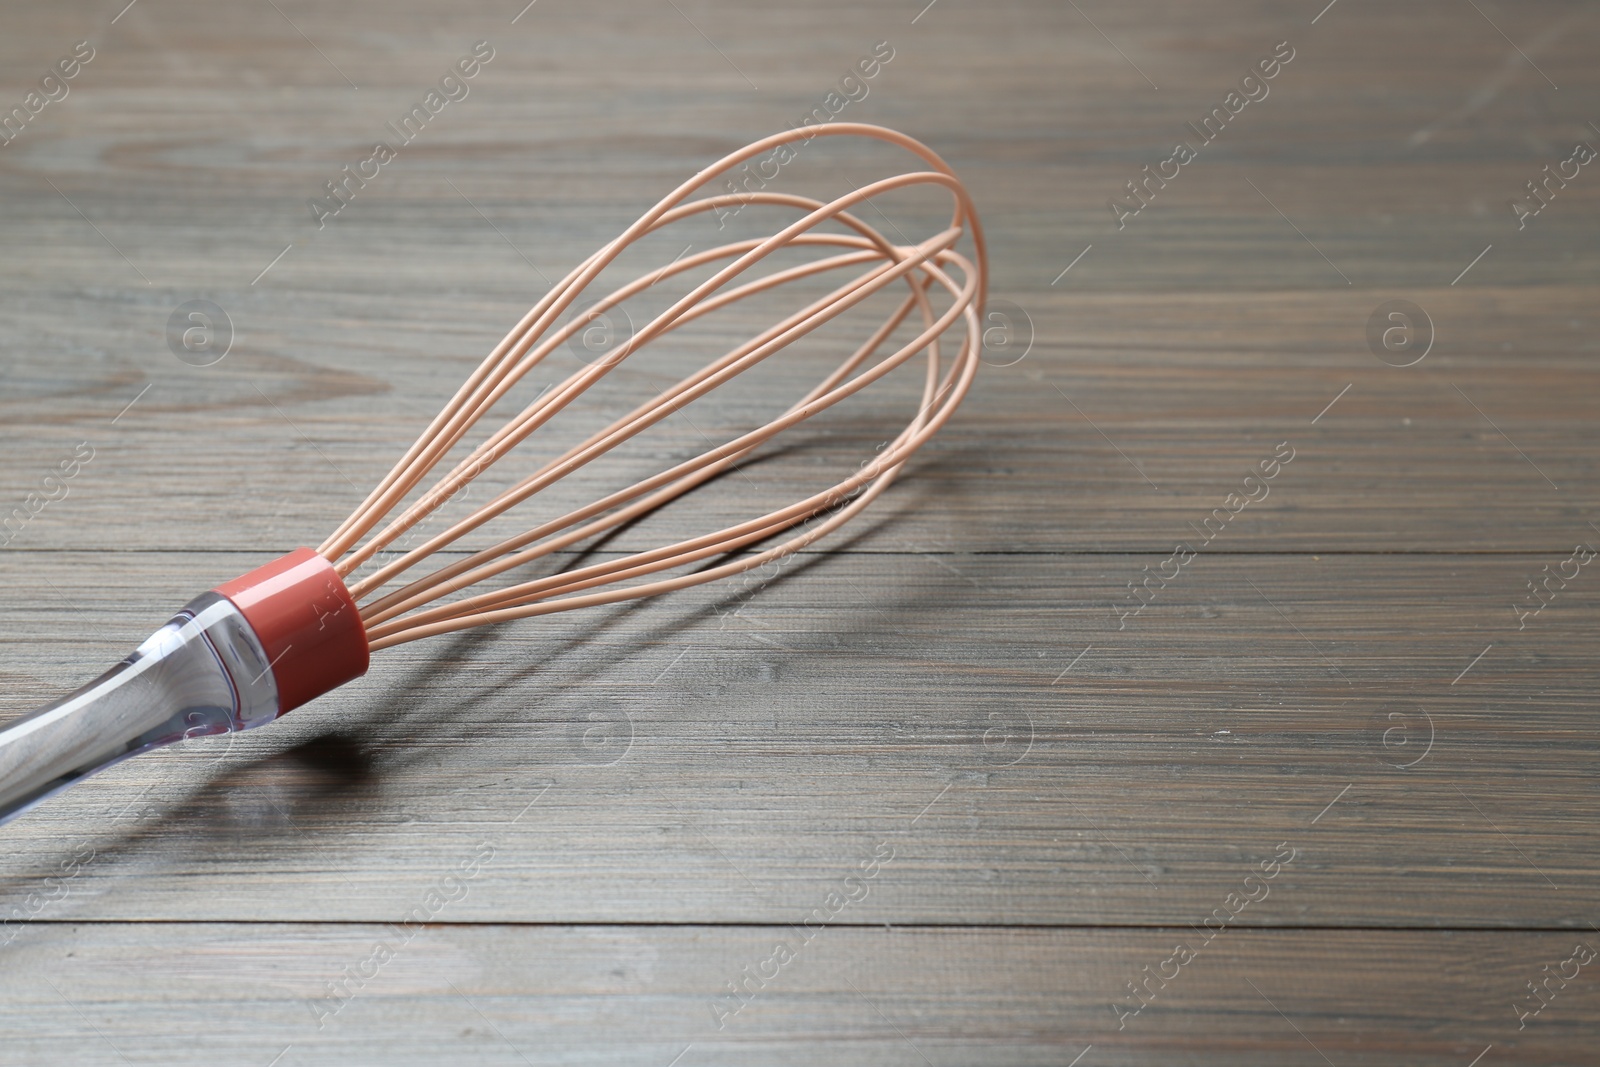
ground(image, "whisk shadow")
xmin=325 ymin=472 xmax=919 ymax=783
xmin=0 ymin=729 xmax=387 ymax=948
xmin=335 ymin=437 xmax=838 ymax=740
xmin=263 ymin=433 xmax=962 ymax=778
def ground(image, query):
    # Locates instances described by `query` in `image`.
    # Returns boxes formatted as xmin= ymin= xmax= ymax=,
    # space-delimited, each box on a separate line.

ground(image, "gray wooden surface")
xmin=3 ymin=0 xmax=1600 ymax=1063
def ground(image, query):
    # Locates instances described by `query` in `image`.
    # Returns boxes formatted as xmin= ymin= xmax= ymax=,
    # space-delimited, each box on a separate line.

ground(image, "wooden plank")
xmin=2 ymin=550 xmax=1597 ymax=927
xmin=3 ymin=923 xmax=1595 ymax=1066
xmin=1 ymin=283 xmax=1598 ymax=555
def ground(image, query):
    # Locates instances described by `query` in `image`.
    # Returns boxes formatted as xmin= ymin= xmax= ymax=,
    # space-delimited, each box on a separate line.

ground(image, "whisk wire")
xmin=317 ymin=123 xmax=986 ymax=650
xmin=349 ymin=221 xmax=960 ymax=596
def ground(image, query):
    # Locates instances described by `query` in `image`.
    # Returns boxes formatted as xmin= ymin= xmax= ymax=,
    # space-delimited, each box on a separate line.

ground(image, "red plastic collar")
xmin=214 ymin=548 xmax=369 ymax=714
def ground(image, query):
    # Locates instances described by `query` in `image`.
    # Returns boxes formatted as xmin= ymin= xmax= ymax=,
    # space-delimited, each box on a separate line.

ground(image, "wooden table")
xmin=2 ymin=0 xmax=1597 ymax=1062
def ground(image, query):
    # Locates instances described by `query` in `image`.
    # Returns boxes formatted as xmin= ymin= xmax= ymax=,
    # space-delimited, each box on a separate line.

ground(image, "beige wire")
xmin=315 ymin=123 xmax=988 ymax=651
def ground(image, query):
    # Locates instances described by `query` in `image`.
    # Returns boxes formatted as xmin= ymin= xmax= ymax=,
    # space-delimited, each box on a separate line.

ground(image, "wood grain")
xmin=2 ymin=0 xmax=1599 ymax=1061
xmin=4 ymin=548 xmax=1600 ymax=929
xmin=5 ymin=924 xmax=1596 ymax=1066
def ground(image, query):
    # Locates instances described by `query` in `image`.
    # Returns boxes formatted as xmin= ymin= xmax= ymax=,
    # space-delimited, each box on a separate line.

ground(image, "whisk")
xmin=0 ymin=122 xmax=985 ymax=826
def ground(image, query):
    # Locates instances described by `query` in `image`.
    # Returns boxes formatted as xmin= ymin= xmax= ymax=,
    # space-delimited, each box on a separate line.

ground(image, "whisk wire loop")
xmin=315 ymin=123 xmax=987 ymax=650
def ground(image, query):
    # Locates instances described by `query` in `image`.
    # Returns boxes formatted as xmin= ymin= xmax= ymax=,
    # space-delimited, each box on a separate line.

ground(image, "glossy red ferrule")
xmin=213 ymin=547 xmax=369 ymax=714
